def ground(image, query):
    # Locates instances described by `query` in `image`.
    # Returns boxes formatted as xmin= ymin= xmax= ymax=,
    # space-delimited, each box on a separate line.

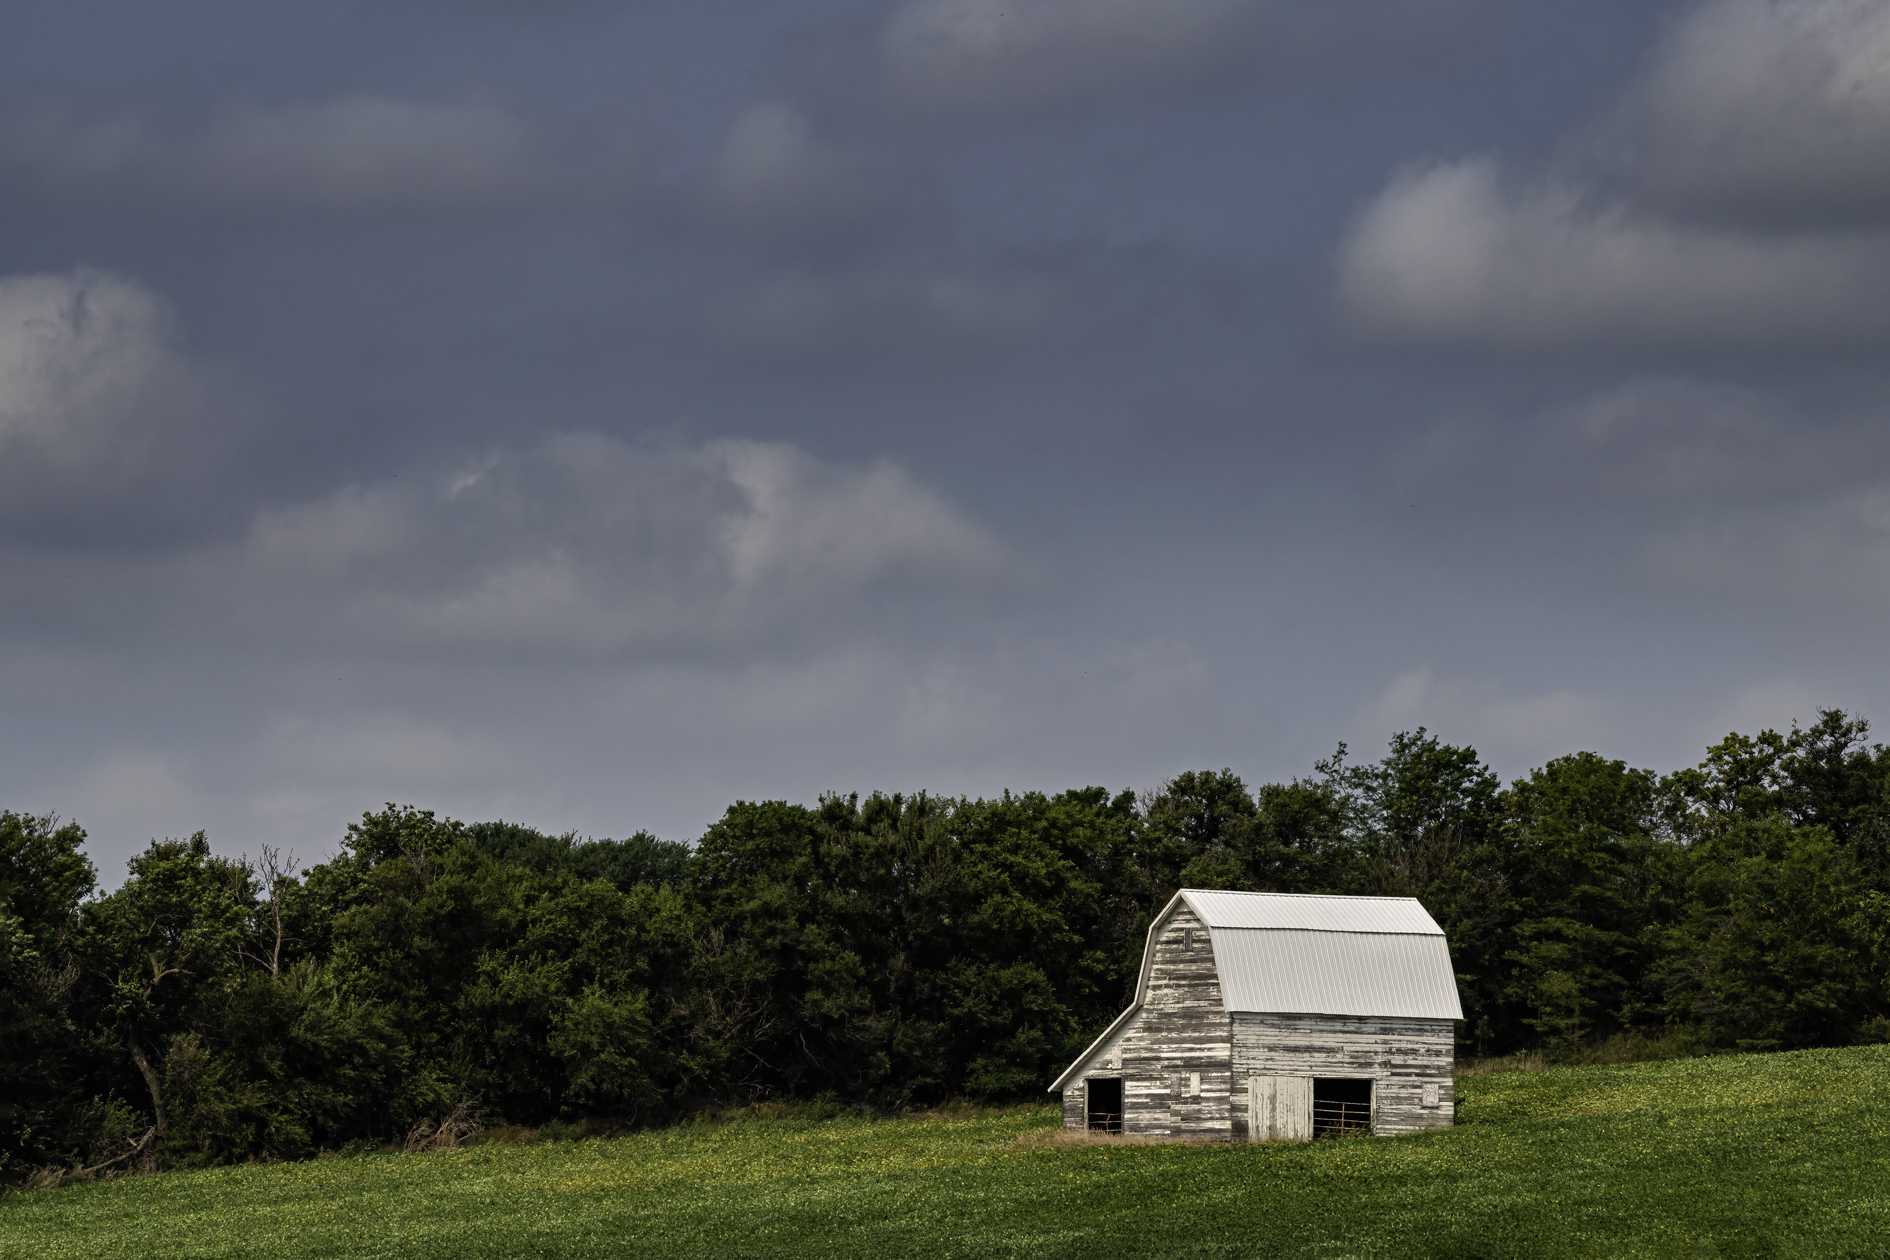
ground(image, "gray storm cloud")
xmin=1389 ymin=374 xmax=1890 ymax=517
xmin=1641 ymin=483 xmax=1890 ymax=606
xmin=7 ymin=0 xmax=1890 ymax=871
xmin=1339 ymin=0 xmax=1890 ymax=349
xmin=0 ymin=270 xmax=172 ymax=464
xmin=1606 ymin=0 xmax=1890 ymax=226
xmin=0 ymin=270 xmax=234 ymax=530
xmin=0 ymin=267 xmax=1016 ymax=655
xmin=709 ymin=264 xmax=1063 ymax=362
xmin=881 ymin=0 xmax=1259 ymax=110
xmin=191 ymin=434 xmax=1016 ymax=658
xmin=1337 ymin=158 xmax=1890 ymax=347
xmin=4 ymin=96 xmax=574 ymax=212
xmin=1545 ymin=380 xmax=1847 ymax=506
xmin=1593 ymin=380 xmax=1890 ymax=608
xmin=704 ymin=103 xmax=885 ymax=231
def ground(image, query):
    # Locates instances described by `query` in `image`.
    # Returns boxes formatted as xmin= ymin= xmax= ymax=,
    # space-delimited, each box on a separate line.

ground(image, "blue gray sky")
xmin=6 ymin=0 xmax=1888 ymax=876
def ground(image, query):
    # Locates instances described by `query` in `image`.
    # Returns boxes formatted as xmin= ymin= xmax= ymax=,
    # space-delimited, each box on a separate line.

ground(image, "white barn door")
xmin=1249 ymin=1075 xmax=1312 ymax=1142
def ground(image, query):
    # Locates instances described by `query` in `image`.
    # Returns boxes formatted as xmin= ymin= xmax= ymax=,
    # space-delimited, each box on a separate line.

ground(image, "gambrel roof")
xmin=1179 ymin=890 xmax=1462 ymax=1021
xmin=1049 ymin=889 xmax=1463 ymax=1092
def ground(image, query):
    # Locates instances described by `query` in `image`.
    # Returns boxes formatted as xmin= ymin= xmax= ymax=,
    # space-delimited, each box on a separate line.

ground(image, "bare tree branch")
xmin=237 ymin=844 xmax=296 ymax=980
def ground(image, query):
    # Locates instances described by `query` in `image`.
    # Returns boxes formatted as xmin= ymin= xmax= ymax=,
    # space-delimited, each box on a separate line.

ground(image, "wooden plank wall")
xmin=1061 ymin=906 xmax=1234 ymax=1139
xmin=1231 ymin=1013 xmax=1455 ymax=1135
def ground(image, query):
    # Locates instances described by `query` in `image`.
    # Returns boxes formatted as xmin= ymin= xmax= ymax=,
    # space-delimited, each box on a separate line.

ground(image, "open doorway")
xmin=1086 ymin=1078 xmax=1123 ymax=1133
xmin=1312 ymin=1078 xmax=1372 ymax=1137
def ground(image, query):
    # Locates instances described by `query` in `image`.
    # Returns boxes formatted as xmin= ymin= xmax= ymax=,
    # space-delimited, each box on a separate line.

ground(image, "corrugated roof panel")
xmin=1209 ymin=928 xmax=1463 ymax=1020
xmin=1182 ymin=889 xmax=1444 ymax=935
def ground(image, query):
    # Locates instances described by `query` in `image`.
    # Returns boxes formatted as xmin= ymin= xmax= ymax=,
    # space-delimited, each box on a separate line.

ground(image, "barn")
xmin=1049 ymin=889 xmax=1463 ymax=1142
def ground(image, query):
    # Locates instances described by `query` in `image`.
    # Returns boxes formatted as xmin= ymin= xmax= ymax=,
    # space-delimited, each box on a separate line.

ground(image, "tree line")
xmin=4 ymin=711 xmax=1889 ymax=1180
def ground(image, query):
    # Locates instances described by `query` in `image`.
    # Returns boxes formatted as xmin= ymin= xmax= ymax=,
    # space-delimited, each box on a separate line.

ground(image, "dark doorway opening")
xmin=1313 ymin=1078 xmax=1372 ymax=1137
xmin=1086 ymin=1078 xmax=1123 ymax=1133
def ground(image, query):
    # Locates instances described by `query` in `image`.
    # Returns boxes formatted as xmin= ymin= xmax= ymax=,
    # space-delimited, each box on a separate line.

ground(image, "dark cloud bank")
xmin=3 ymin=0 xmax=1888 ymax=876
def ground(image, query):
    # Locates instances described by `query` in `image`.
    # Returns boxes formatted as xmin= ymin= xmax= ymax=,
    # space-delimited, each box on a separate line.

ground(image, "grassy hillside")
xmin=4 ymin=1045 xmax=1887 ymax=1259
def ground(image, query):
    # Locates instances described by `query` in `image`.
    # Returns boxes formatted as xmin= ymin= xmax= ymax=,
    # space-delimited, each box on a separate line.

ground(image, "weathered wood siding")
xmin=1061 ymin=907 xmax=1233 ymax=1139
xmin=1230 ymin=1013 xmax=1455 ymax=1135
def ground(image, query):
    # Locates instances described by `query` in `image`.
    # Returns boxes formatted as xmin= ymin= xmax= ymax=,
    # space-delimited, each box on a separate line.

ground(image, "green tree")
xmin=1502 ymin=753 xmax=1672 ymax=1051
xmin=78 ymin=834 xmax=249 ymax=1168
xmin=0 ymin=813 xmax=95 ymax=1174
xmin=1141 ymin=770 xmax=1259 ymax=892
xmin=1655 ymin=819 xmax=1888 ymax=1049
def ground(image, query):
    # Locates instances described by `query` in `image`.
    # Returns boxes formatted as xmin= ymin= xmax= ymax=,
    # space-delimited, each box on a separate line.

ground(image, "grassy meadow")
xmin=4 ymin=1044 xmax=1888 ymax=1260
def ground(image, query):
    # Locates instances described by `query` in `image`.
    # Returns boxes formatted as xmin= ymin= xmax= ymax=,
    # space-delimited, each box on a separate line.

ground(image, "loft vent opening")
xmin=1086 ymin=1078 xmax=1123 ymax=1134
xmin=1312 ymin=1078 xmax=1372 ymax=1138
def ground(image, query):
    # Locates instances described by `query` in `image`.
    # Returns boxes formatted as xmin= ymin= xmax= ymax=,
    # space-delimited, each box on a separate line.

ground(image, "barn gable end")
xmin=1057 ymin=904 xmax=1234 ymax=1140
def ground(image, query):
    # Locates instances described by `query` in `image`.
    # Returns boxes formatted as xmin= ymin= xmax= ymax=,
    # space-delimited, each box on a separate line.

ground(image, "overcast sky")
xmin=7 ymin=0 xmax=1889 ymax=877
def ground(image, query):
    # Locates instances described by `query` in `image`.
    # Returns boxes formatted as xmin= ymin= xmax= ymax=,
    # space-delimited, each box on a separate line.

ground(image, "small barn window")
xmin=1086 ymin=1078 xmax=1123 ymax=1134
xmin=1422 ymin=1082 xmax=1440 ymax=1109
xmin=1183 ymin=928 xmax=1194 ymax=950
xmin=1188 ymin=1071 xmax=1202 ymax=1097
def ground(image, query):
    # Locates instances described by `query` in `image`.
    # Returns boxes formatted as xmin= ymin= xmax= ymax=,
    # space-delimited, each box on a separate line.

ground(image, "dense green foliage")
xmin=4 ymin=711 xmax=1890 ymax=1178
xmin=5 ymin=1045 xmax=1887 ymax=1258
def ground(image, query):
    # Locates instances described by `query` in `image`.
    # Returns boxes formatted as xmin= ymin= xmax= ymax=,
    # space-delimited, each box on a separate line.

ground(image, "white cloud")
xmin=881 ymin=0 xmax=1257 ymax=111
xmin=0 ymin=269 xmax=233 ymax=526
xmin=7 ymin=96 xmax=562 ymax=213
xmin=0 ymin=270 xmax=174 ymax=465
xmin=1340 ymin=1 xmax=1890 ymax=350
xmin=1607 ymin=0 xmax=1890 ymax=226
xmin=1338 ymin=157 xmax=1890 ymax=347
xmin=201 ymin=434 xmax=1015 ymax=657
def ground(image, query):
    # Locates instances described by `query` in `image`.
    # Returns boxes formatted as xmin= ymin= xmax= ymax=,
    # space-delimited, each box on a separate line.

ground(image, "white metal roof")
xmin=1180 ymin=889 xmax=1445 ymax=935
xmin=1209 ymin=928 xmax=1461 ymax=1020
xmin=1048 ymin=889 xmax=1462 ymax=1092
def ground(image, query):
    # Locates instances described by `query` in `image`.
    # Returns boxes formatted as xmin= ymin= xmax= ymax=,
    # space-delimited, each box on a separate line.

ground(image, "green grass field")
xmin=5 ymin=1044 xmax=1888 ymax=1259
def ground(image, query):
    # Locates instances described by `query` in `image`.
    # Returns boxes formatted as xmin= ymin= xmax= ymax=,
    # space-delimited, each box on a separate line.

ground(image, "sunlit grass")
xmin=5 ymin=1044 xmax=1888 ymax=1258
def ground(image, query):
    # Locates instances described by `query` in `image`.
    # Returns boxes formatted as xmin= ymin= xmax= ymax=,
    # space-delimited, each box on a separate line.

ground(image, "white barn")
xmin=1049 ymin=889 xmax=1464 ymax=1141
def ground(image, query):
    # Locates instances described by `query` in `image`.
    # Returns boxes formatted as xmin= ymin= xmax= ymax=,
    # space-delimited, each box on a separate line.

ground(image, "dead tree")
xmin=239 ymin=844 xmax=297 ymax=980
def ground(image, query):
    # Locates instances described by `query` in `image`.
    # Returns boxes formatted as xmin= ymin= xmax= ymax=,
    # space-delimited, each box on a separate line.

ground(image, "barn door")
xmin=1086 ymin=1078 xmax=1123 ymax=1134
xmin=1248 ymin=1075 xmax=1313 ymax=1142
